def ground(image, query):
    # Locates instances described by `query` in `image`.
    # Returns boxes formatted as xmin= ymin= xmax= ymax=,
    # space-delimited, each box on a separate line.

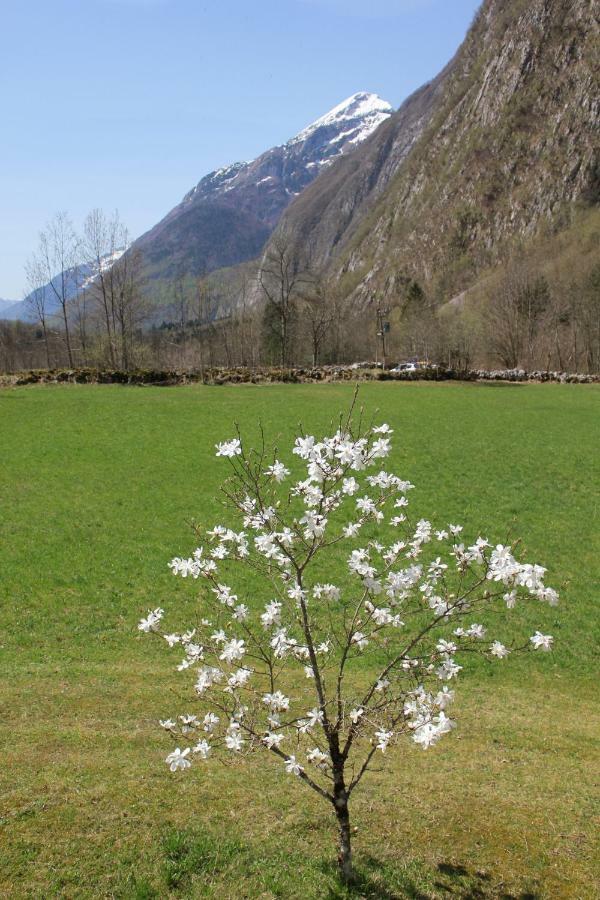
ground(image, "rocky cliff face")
xmin=132 ymin=93 xmax=392 ymax=283
xmin=270 ymin=0 xmax=599 ymax=303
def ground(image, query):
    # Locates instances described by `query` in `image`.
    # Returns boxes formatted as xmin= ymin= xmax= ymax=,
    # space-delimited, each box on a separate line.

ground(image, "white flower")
xmin=260 ymin=600 xmax=282 ymax=629
xmin=292 ymin=435 xmax=315 ymax=459
xmin=215 ymin=438 xmax=242 ymax=457
xmin=530 ymin=631 xmax=553 ymax=651
xmin=374 ymin=729 xmax=393 ymax=752
xmin=490 ymin=641 xmax=510 ymax=659
xmin=351 ymin=632 xmax=368 ymax=651
xmin=163 ymin=633 xmax=180 ymax=647
xmin=195 ymin=666 xmax=223 ymax=694
xmin=211 ymin=629 xmax=227 ymax=645
xmin=203 ymin=712 xmax=220 ymax=732
xmin=284 ymin=755 xmax=304 ymax=776
xmin=262 ymin=691 xmax=290 ymax=712
xmin=306 ymin=707 xmax=324 ymax=728
xmin=466 ymin=623 xmax=486 ymax=639
xmin=343 ymin=522 xmax=361 ymax=538
xmin=159 ymin=719 xmax=176 ymax=730
xmin=138 ymin=607 xmax=164 ymax=633
xmin=165 ymin=747 xmax=191 ymax=772
xmin=265 ymin=460 xmax=290 ymax=482
xmin=213 ymin=584 xmax=237 ymax=607
xmin=435 ymin=686 xmax=455 ymax=709
xmin=220 ymin=638 xmax=246 ymax=664
xmin=349 ymin=708 xmax=364 ymax=724
xmin=262 ymin=732 xmax=285 ymax=749
xmin=436 ymin=658 xmax=463 ymax=680
xmin=371 ymin=438 xmax=391 ymax=458
xmin=412 ymin=712 xmax=455 ymax=749
xmin=192 ymin=739 xmax=211 ymax=758
xmin=537 ymin=586 xmax=559 ymax=606
xmin=436 ymin=639 xmax=457 ymax=655
xmin=342 ymin=477 xmax=359 ymax=495
xmin=233 ymin=604 xmax=249 ymax=621
xmin=307 ymin=747 xmax=328 ymax=767
xmin=375 ymin=678 xmax=390 ymax=692
xmin=226 ymin=667 xmax=252 ymax=690
xmin=225 ymin=731 xmax=245 ymax=752
xmin=372 ymin=423 xmax=393 ymax=435
xmin=304 ymin=665 xmax=315 ymax=679
xmin=179 ymin=714 xmax=198 ymax=733
xmin=313 ymin=583 xmax=340 ymax=601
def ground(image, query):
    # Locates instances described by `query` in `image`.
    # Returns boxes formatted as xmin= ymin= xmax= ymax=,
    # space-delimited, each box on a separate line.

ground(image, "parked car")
xmin=390 ymin=362 xmax=417 ymax=373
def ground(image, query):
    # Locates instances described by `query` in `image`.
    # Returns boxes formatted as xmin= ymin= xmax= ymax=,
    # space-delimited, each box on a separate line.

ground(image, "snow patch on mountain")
xmin=181 ymin=92 xmax=393 ymax=207
xmin=290 ymin=92 xmax=393 ymax=145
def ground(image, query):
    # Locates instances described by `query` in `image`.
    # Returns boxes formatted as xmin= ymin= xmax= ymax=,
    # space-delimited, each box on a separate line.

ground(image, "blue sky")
xmin=1 ymin=0 xmax=481 ymax=298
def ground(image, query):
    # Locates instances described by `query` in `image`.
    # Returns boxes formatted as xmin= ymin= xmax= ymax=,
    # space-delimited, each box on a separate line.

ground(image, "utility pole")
xmin=375 ymin=305 xmax=390 ymax=369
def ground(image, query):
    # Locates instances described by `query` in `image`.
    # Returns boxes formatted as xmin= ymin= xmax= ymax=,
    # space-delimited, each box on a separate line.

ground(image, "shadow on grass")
xmin=118 ymin=829 xmax=541 ymax=899
xmin=322 ymin=856 xmax=540 ymax=900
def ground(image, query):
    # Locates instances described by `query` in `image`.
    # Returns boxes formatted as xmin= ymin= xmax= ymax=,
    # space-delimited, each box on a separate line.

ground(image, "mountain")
xmin=131 ymin=92 xmax=393 ymax=284
xmin=267 ymin=0 xmax=599 ymax=304
xmin=0 ymin=298 xmax=16 ymax=314
xmin=1 ymin=251 xmax=124 ymax=322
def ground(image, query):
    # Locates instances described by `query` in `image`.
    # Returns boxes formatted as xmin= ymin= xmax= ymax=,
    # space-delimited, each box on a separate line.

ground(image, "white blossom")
xmin=220 ymin=638 xmax=246 ymax=664
xmin=159 ymin=719 xmax=176 ymax=730
xmin=165 ymin=747 xmax=191 ymax=771
xmin=262 ymin=732 xmax=285 ymax=749
xmin=203 ymin=712 xmax=220 ymax=732
xmin=284 ymin=755 xmax=304 ymax=776
xmin=307 ymin=747 xmax=328 ymax=767
xmin=530 ymin=631 xmax=554 ymax=651
xmin=265 ymin=460 xmax=290 ymax=482
xmin=192 ymin=739 xmax=211 ymax=758
xmin=263 ymin=691 xmax=290 ymax=712
xmin=138 ymin=607 xmax=164 ymax=633
xmin=215 ymin=438 xmax=242 ymax=457
xmin=375 ymin=729 xmax=393 ymax=752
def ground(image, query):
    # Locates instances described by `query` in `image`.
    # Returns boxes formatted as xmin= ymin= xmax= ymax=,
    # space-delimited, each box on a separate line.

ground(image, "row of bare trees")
xmin=22 ymin=210 xmax=147 ymax=370
xmin=3 ymin=221 xmax=599 ymax=375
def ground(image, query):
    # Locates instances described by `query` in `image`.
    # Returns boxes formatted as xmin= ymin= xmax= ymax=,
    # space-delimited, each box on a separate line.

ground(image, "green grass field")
xmin=1 ymin=382 xmax=598 ymax=899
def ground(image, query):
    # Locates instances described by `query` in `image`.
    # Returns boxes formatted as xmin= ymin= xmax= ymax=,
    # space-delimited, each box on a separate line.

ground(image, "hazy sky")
xmin=1 ymin=0 xmax=481 ymax=298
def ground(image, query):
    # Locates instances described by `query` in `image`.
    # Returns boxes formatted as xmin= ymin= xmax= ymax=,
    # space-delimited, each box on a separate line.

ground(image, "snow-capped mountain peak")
xmin=290 ymin=92 xmax=393 ymax=145
xmin=133 ymin=91 xmax=393 ymax=284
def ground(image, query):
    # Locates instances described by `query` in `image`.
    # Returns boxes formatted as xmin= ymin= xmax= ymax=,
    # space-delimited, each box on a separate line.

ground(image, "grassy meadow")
xmin=0 ymin=382 xmax=598 ymax=898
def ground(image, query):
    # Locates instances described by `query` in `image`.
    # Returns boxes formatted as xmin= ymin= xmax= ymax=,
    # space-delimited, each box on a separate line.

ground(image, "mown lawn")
xmin=0 ymin=382 xmax=598 ymax=898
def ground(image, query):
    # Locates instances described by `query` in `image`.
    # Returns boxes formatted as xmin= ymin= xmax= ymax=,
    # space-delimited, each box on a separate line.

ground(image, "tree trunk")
xmin=62 ymin=304 xmax=74 ymax=367
xmin=335 ymin=795 xmax=353 ymax=883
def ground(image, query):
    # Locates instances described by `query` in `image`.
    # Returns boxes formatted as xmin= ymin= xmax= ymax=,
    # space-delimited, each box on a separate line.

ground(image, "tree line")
xmin=1 ymin=218 xmax=599 ymax=375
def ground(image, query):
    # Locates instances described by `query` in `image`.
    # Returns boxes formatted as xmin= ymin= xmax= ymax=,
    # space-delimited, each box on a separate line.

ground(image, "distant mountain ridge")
xmin=1 ymin=252 xmax=124 ymax=322
xmin=131 ymin=92 xmax=393 ymax=284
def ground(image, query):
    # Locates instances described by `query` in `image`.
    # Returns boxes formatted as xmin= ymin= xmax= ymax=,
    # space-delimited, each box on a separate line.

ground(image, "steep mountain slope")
xmin=271 ymin=0 xmax=599 ymax=303
xmin=132 ymin=93 xmax=392 ymax=283
xmin=269 ymin=64 xmax=453 ymax=268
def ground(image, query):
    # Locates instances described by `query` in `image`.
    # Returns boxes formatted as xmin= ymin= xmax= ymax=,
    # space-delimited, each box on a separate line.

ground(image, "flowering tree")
xmin=139 ymin=401 xmax=557 ymax=883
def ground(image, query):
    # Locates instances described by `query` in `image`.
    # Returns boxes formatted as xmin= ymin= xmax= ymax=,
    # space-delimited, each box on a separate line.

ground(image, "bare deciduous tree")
xmin=35 ymin=212 xmax=81 ymax=367
xmin=259 ymin=233 xmax=307 ymax=367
